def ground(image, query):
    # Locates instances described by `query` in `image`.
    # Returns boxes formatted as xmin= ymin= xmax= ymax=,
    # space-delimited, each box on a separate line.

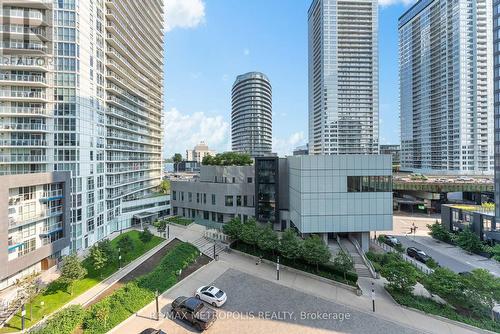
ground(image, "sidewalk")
xmin=409 ymin=235 xmax=500 ymax=277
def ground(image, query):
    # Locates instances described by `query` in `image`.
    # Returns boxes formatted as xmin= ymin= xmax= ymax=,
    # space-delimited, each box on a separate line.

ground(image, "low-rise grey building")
xmin=441 ymin=204 xmax=500 ymax=243
xmin=1 ymin=172 xmax=71 ymax=289
xmin=171 ymin=155 xmax=393 ymax=251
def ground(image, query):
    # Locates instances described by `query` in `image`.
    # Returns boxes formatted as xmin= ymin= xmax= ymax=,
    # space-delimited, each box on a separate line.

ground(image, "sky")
xmin=164 ymin=0 xmax=416 ymax=157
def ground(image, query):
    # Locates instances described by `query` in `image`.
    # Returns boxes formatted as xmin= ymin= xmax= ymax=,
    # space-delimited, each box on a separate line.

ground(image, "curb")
xmin=229 ymin=248 xmax=360 ymax=294
xmin=108 ymin=256 xmax=214 ymax=334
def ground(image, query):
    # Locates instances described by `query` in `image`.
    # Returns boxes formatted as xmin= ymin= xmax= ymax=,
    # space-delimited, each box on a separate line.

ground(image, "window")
xmin=225 ymin=196 xmax=233 ymax=207
xmin=247 ymin=177 xmax=253 ymax=183
xmin=172 ymin=191 xmax=176 ymax=200
xmin=243 ymin=195 xmax=248 ymax=207
xmin=196 ymin=193 xmax=200 ymax=203
xmin=346 ymin=176 xmax=392 ymax=192
xmin=237 ymin=196 xmax=242 ymax=206
xmin=203 ymin=211 xmax=209 ymax=220
xmin=232 ymin=177 xmax=236 ymax=183
xmin=211 ymin=194 xmax=216 ymax=205
xmin=211 ymin=212 xmax=216 ymax=221
xmin=188 ymin=192 xmax=192 ymax=202
xmin=203 ymin=193 xmax=207 ymax=204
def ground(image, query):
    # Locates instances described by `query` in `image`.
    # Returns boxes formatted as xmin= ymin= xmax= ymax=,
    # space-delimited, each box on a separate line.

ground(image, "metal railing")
xmin=372 ymin=239 xmax=435 ymax=275
xmin=349 ymin=236 xmax=377 ymax=278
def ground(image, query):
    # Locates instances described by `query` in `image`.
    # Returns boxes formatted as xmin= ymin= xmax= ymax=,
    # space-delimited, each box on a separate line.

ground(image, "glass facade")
xmin=346 ymin=176 xmax=392 ymax=193
xmin=308 ymin=0 xmax=379 ymax=155
xmin=399 ymin=0 xmax=493 ymax=174
xmin=255 ymin=157 xmax=279 ymax=224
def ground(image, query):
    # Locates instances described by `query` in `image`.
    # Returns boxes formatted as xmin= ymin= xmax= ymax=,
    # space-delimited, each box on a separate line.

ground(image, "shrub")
xmin=427 ymin=221 xmax=453 ymax=243
xmin=424 ymin=267 xmax=468 ymax=306
xmin=257 ymin=225 xmax=279 ymax=255
xmin=425 ymin=258 xmax=439 ymax=269
xmin=455 ymin=229 xmax=484 ymax=254
xmin=139 ymin=228 xmax=153 ymax=243
xmin=32 ymin=305 xmax=85 ymax=334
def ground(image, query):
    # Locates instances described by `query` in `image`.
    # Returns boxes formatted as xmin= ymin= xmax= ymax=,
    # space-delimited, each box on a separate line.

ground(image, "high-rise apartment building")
xmin=308 ymin=0 xmax=379 ymax=155
xmin=0 ymin=0 xmax=165 ymax=286
xmin=231 ymin=72 xmax=272 ymax=157
xmin=186 ymin=141 xmax=215 ymax=163
xmin=494 ymin=0 xmax=500 ymax=225
xmin=399 ymin=0 xmax=494 ymax=175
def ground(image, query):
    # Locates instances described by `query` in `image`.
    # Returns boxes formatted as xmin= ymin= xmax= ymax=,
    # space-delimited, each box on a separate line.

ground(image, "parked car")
xmin=139 ymin=329 xmax=167 ymax=334
xmin=383 ymin=235 xmax=401 ymax=247
xmin=171 ymin=296 xmax=216 ymax=331
xmin=406 ymin=247 xmax=431 ymax=263
xmin=195 ymin=285 xmax=227 ymax=307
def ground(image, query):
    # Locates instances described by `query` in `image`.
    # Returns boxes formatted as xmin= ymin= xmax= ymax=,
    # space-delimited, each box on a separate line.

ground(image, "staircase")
xmin=192 ymin=237 xmax=225 ymax=259
xmin=339 ymin=238 xmax=372 ymax=278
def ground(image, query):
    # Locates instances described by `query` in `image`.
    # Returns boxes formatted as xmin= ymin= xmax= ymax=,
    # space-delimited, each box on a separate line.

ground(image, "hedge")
xmin=82 ymin=242 xmax=199 ymax=334
xmin=388 ymin=288 xmax=500 ymax=333
xmin=231 ymin=241 xmax=358 ymax=285
xmin=31 ymin=305 xmax=85 ymax=334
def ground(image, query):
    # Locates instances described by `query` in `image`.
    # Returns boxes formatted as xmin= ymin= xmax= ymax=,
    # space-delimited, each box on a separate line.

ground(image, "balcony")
xmin=8 ymin=207 xmax=63 ymax=229
xmin=0 ymin=123 xmax=48 ymax=132
xmin=0 ymin=155 xmax=46 ymax=163
xmin=0 ymin=90 xmax=47 ymax=102
xmin=0 ymin=41 xmax=48 ymax=54
xmin=0 ymin=73 xmax=48 ymax=87
xmin=0 ymin=139 xmax=47 ymax=147
xmin=0 ymin=106 xmax=48 ymax=116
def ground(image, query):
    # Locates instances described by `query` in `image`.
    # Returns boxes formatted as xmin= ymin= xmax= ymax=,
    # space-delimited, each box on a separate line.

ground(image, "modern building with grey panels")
xmin=171 ymin=155 xmax=393 ymax=251
xmin=288 ymin=155 xmax=392 ymax=250
xmin=399 ymin=0 xmax=494 ymax=175
xmin=231 ymin=72 xmax=273 ymax=157
xmin=308 ymin=0 xmax=379 ymax=155
xmin=1 ymin=172 xmax=71 ymax=289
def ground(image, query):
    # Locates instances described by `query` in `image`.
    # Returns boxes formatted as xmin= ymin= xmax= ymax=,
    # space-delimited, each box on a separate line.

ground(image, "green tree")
xmin=427 ymin=221 xmax=452 ymax=243
xmin=89 ymin=244 xmax=107 ymax=274
xmin=464 ymin=269 xmax=500 ymax=320
xmin=201 ymin=152 xmax=253 ymax=166
xmin=97 ymin=239 xmax=117 ymax=262
xmin=279 ymin=229 xmax=303 ymax=263
xmin=59 ymin=254 xmax=87 ymax=295
xmin=454 ymin=229 xmax=484 ymax=254
xmin=159 ymin=179 xmax=170 ymax=194
xmin=257 ymin=225 xmax=279 ymax=255
xmin=333 ymin=250 xmax=354 ymax=281
xmin=117 ymin=235 xmax=134 ymax=256
xmin=172 ymin=153 xmax=182 ymax=163
xmin=424 ymin=267 xmax=467 ymax=306
xmin=173 ymin=153 xmax=182 ymax=172
xmin=139 ymin=227 xmax=153 ymax=243
xmin=380 ymin=260 xmax=418 ymax=294
xmin=223 ymin=217 xmax=243 ymax=240
xmin=302 ymin=235 xmax=331 ymax=271
xmin=240 ymin=219 xmax=260 ymax=251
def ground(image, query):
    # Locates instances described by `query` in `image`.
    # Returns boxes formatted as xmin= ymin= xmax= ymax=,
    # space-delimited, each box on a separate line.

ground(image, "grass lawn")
xmin=166 ymin=216 xmax=192 ymax=226
xmin=0 ymin=231 xmax=163 ymax=333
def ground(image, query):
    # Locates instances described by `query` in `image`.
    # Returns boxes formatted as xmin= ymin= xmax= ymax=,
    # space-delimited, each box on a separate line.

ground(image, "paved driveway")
xmin=160 ymin=269 xmax=421 ymax=334
xmin=396 ymin=235 xmax=475 ymax=274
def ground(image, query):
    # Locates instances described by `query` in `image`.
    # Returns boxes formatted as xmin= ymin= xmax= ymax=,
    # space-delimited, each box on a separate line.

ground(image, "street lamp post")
xmin=167 ymin=224 xmax=170 ymax=239
xmin=21 ymin=304 xmax=25 ymax=330
xmin=371 ymin=282 xmax=376 ymax=312
xmin=276 ymin=256 xmax=280 ymax=281
xmin=155 ymin=290 xmax=160 ymax=321
xmin=118 ymin=247 xmax=121 ymax=269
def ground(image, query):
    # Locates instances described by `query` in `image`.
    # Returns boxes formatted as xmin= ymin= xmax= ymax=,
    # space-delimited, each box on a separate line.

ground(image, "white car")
xmin=195 ymin=286 xmax=227 ymax=307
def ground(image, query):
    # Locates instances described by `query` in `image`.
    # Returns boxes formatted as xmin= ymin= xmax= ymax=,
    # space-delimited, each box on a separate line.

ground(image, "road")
xmin=396 ymin=235 xmax=474 ymax=273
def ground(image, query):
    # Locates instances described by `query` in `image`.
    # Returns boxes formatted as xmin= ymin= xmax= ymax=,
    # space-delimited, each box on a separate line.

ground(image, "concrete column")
xmin=322 ymin=233 xmax=328 ymax=245
xmin=360 ymin=232 xmax=370 ymax=252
